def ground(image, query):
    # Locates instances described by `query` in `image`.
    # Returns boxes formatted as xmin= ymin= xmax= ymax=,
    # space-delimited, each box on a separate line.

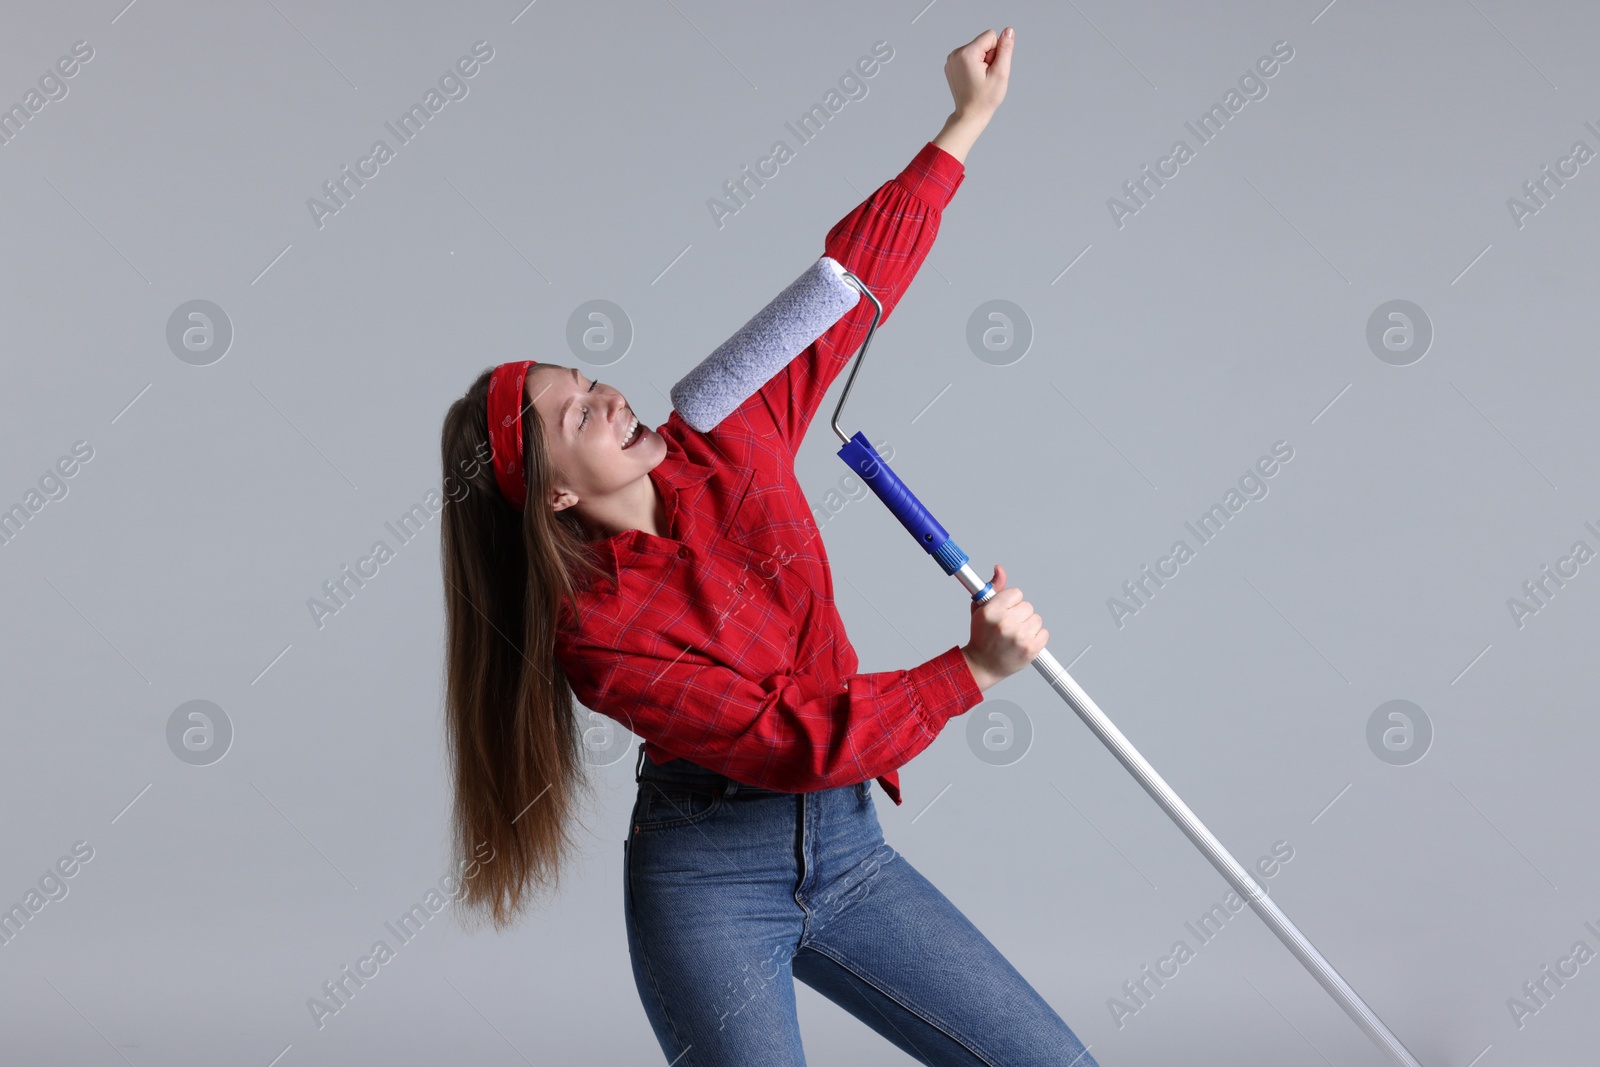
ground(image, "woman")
xmin=439 ymin=26 xmax=1097 ymax=1067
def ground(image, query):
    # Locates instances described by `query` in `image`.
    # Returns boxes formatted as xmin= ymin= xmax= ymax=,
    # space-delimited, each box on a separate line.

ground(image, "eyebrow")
xmin=558 ymin=367 xmax=583 ymax=433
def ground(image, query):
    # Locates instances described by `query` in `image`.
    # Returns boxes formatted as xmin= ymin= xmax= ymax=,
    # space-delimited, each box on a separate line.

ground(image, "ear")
xmin=549 ymin=487 xmax=579 ymax=512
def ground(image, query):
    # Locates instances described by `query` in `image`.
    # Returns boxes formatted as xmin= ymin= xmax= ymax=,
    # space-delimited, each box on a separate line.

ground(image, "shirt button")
xmin=787 ymin=624 xmax=795 ymax=636
xmin=678 ymin=546 xmax=689 ymax=559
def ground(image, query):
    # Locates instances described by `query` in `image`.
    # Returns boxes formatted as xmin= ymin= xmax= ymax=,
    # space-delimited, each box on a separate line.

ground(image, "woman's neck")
xmin=582 ymin=472 xmax=669 ymax=541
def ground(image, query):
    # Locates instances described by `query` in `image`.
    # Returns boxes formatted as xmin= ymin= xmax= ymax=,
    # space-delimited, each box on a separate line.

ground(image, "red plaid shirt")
xmin=554 ymin=141 xmax=980 ymax=806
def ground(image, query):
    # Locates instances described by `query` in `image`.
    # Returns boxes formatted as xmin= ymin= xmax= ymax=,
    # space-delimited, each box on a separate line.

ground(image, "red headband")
xmin=486 ymin=359 xmax=538 ymax=511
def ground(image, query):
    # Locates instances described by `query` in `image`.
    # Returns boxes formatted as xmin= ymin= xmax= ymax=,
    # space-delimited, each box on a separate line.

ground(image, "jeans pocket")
xmin=631 ymin=781 xmax=724 ymax=833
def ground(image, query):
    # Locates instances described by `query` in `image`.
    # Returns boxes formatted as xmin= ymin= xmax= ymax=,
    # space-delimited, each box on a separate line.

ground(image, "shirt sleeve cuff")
xmin=906 ymin=644 xmax=985 ymax=731
xmin=894 ymin=142 xmax=967 ymax=211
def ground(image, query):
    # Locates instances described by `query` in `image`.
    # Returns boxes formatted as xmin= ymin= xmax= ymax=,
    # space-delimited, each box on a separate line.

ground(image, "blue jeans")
xmin=623 ymin=751 xmax=1100 ymax=1066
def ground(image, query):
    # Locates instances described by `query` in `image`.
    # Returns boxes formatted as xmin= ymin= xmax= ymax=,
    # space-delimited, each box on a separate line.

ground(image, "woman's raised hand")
xmin=944 ymin=27 xmax=1014 ymax=120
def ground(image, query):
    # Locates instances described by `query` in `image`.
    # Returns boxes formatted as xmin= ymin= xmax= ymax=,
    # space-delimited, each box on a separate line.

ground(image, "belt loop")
xmin=723 ymin=777 xmax=739 ymax=797
xmin=633 ymin=743 xmax=647 ymax=782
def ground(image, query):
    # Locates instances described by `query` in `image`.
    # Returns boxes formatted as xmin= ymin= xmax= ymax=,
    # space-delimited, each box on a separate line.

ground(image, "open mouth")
xmin=621 ymin=415 xmax=645 ymax=449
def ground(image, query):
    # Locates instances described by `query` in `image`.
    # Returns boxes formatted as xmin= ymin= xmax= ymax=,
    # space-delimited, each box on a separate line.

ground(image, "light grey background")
xmin=2 ymin=1 xmax=1596 ymax=1065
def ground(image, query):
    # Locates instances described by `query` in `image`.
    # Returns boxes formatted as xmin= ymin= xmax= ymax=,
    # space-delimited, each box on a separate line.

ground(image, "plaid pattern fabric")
xmin=554 ymin=141 xmax=979 ymax=806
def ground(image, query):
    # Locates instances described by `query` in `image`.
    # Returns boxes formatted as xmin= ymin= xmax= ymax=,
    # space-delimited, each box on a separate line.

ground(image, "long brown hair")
xmin=438 ymin=365 xmax=611 ymax=931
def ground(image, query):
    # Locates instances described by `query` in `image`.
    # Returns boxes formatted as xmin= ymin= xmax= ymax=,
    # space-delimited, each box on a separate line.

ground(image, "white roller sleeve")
xmin=670 ymin=256 xmax=861 ymax=433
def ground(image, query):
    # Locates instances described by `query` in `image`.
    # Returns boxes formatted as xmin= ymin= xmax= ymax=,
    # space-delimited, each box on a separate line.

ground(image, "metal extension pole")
xmin=827 ymin=271 xmax=1426 ymax=1067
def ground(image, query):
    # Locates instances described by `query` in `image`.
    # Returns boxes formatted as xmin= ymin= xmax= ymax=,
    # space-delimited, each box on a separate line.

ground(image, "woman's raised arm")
xmin=931 ymin=26 xmax=1014 ymax=164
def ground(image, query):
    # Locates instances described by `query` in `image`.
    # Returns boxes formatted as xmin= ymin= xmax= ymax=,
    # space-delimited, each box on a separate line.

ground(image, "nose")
xmin=599 ymin=391 xmax=628 ymax=430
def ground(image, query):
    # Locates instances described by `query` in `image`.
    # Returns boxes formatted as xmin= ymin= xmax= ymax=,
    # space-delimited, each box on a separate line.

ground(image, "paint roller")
xmin=670 ymin=255 xmax=861 ymax=433
xmin=668 ymin=256 xmax=1429 ymax=1067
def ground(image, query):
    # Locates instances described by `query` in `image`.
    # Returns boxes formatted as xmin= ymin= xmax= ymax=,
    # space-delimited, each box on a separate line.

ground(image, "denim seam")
xmin=624 ymin=837 xmax=699 ymax=1065
xmin=800 ymin=940 xmax=1003 ymax=1067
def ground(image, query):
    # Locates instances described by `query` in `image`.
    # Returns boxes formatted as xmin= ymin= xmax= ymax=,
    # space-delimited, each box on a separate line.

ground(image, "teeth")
xmin=622 ymin=415 xmax=639 ymax=447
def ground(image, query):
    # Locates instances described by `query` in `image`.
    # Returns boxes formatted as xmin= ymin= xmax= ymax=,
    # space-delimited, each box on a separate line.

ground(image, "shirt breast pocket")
xmin=726 ymin=469 xmax=820 ymax=560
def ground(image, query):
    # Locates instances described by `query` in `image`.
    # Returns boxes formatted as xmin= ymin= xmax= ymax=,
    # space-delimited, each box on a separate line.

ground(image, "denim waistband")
xmin=633 ymin=747 xmax=790 ymax=797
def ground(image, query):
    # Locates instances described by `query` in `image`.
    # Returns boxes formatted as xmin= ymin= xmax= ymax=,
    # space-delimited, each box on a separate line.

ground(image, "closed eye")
xmin=579 ymin=378 xmax=597 ymax=428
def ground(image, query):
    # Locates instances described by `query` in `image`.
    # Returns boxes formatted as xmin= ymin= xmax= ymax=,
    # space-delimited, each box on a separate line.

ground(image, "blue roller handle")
xmin=835 ymin=431 xmax=993 ymax=600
